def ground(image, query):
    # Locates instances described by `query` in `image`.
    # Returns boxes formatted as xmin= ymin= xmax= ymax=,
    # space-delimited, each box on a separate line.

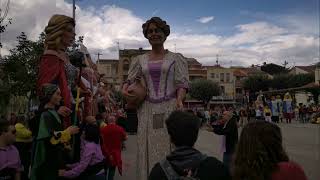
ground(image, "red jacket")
xmin=100 ymin=124 xmax=126 ymax=175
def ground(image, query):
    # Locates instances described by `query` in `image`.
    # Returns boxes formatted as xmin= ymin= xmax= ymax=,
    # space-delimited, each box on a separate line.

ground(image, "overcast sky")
xmin=1 ymin=0 xmax=319 ymax=67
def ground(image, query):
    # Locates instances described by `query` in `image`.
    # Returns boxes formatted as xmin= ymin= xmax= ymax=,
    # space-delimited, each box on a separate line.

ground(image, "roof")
xmin=233 ymin=69 xmax=248 ymax=77
xmin=204 ymin=65 xmax=225 ymax=69
xmin=97 ymin=59 xmax=118 ymax=64
xmin=295 ymin=65 xmax=315 ymax=73
xmin=239 ymin=67 xmax=271 ymax=76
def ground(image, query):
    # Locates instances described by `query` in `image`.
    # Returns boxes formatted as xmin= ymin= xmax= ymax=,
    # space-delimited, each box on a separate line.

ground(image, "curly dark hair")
xmin=232 ymin=121 xmax=289 ymax=180
xmin=142 ymin=17 xmax=170 ymax=39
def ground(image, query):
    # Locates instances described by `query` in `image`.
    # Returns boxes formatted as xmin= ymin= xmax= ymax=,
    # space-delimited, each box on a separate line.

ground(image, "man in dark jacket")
xmin=212 ymin=111 xmax=238 ymax=168
xmin=148 ymin=111 xmax=231 ymax=180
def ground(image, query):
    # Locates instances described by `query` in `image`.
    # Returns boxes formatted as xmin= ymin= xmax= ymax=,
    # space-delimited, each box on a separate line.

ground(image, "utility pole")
xmin=283 ymin=60 xmax=288 ymax=68
xmin=216 ymin=54 xmax=219 ymax=66
xmin=72 ymin=0 xmax=76 ymax=20
xmin=96 ymin=52 xmax=102 ymax=62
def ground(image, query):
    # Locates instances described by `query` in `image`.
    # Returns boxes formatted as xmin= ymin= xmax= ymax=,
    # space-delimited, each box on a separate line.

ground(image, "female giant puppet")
xmin=37 ymin=14 xmax=76 ymax=128
xmin=283 ymin=92 xmax=293 ymax=123
xmin=122 ymin=17 xmax=189 ymax=180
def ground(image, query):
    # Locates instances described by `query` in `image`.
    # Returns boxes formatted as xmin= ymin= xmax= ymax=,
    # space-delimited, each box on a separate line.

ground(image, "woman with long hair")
xmin=232 ymin=121 xmax=307 ymax=180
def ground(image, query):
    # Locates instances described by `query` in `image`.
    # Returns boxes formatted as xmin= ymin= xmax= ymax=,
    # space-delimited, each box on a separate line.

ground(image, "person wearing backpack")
xmin=148 ymin=111 xmax=231 ymax=180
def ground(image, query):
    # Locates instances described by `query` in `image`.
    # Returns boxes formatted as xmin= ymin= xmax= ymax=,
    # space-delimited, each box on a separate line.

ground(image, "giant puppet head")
xmin=284 ymin=92 xmax=292 ymax=101
xmin=45 ymin=14 xmax=75 ymax=51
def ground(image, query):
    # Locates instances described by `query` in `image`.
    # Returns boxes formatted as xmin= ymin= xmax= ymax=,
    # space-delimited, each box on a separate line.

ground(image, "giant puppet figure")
xmin=31 ymin=84 xmax=79 ymax=180
xmin=255 ymin=91 xmax=264 ymax=109
xmin=79 ymin=44 xmax=99 ymax=117
xmin=122 ymin=17 xmax=189 ymax=180
xmin=283 ymin=92 xmax=293 ymax=123
xmin=37 ymin=14 xmax=76 ymax=128
xmin=270 ymin=96 xmax=280 ymax=123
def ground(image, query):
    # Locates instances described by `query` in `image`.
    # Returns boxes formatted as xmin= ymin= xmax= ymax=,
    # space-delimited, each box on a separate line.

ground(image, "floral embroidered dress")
xmin=126 ymin=51 xmax=189 ymax=180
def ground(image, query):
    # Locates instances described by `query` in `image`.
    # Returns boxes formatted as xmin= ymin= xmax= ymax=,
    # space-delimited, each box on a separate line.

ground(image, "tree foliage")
xmin=0 ymin=18 xmax=12 ymax=48
xmin=189 ymin=79 xmax=221 ymax=105
xmin=261 ymin=63 xmax=288 ymax=75
xmin=2 ymin=32 xmax=45 ymax=97
xmin=243 ymin=75 xmax=270 ymax=92
xmin=243 ymin=73 xmax=315 ymax=93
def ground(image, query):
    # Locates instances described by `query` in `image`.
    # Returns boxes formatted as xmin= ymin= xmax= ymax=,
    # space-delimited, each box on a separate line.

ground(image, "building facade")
xmin=206 ymin=65 xmax=235 ymax=100
xmin=118 ymin=48 xmax=149 ymax=83
xmin=186 ymin=57 xmax=207 ymax=80
xmin=97 ymin=59 xmax=120 ymax=89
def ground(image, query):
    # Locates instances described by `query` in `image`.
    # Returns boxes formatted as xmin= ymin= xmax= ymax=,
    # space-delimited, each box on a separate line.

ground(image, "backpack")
xmin=159 ymin=156 xmax=207 ymax=180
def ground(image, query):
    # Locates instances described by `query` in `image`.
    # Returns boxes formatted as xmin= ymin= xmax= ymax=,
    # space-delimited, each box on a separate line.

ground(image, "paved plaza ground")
xmin=115 ymin=122 xmax=320 ymax=180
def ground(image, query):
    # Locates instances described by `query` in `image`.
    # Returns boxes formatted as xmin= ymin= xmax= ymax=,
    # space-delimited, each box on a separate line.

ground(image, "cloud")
xmin=197 ymin=16 xmax=214 ymax=24
xmin=1 ymin=1 xmax=319 ymax=67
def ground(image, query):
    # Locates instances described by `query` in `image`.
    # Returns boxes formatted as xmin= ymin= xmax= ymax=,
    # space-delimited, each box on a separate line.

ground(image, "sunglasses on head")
xmin=147 ymin=28 xmax=162 ymax=34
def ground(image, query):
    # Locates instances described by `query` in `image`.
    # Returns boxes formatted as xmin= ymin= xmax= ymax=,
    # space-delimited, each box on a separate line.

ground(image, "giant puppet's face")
xmin=147 ymin=23 xmax=166 ymax=46
xmin=50 ymin=88 xmax=62 ymax=106
xmin=62 ymin=25 xmax=76 ymax=48
xmin=284 ymin=93 xmax=292 ymax=100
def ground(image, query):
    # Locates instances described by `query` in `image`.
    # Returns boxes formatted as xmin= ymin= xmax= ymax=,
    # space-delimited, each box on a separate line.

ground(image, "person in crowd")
xmin=122 ymin=16 xmax=189 ymax=180
xmin=100 ymin=115 xmax=127 ymax=180
xmin=212 ymin=111 xmax=238 ymax=169
xmin=149 ymin=111 xmax=231 ymax=180
xmin=239 ymin=107 xmax=248 ymax=127
xmin=9 ymin=113 xmax=17 ymax=126
xmin=256 ymin=106 xmax=264 ymax=121
xmin=249 ymin=104 xmax=256 ymax=122
xmin=294 ymin=105 xmax=300 ymax=122
xmin=264 ymin=105 xmax=272 ymax=123
xmin=30 ymin=84 xmax=79 ymax=180
xmin=58 ymin=124 xmax=105 ymax=180
xmin=0 ymin=119 xmax=22 ymax=180
xmin=14 ymin=115 xmax=32 ymax=180
xmin=232 ymin=121 xmax=307 ymax=180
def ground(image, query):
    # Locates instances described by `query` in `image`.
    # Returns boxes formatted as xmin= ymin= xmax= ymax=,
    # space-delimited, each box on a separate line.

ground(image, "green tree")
xmin=261 ymin=63 xmax=288 ymax=75
xmin=189 ymin=79 xmax=220 ymax=108
xmin=243 ymin=75 xmax=270 ymax=93
xmin=287 ymin=73 xmax=314 ymax=88
xmin=3 ymin=32 xmax=45 ymax=97
xmin=270 ymin=74 xmax=290 ymax=89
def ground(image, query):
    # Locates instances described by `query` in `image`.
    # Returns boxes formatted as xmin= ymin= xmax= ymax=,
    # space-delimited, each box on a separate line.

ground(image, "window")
xmin=220 ymin=73 xmax=224 ymax=82
xmin=226 ymin=73 xmax=230 ymax=82
xmin=216 ymin=74 xmax=219 ymax=78
xmin=210 ymin=73 xmax=215 ymax=78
